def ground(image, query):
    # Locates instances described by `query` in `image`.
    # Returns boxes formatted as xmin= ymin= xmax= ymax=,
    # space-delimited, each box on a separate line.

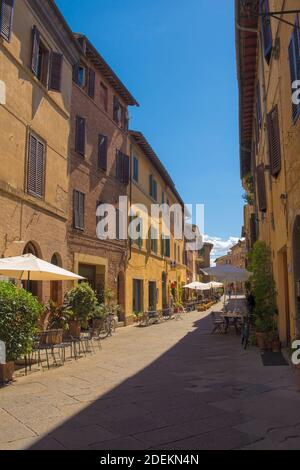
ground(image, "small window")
xmin=73 ymin=190 xmax=85 ymax=230
xmin=27 ymin=133 xmax=45 ymax=198
xmin=149 ymin=175 xmax=157 ymax=201
xmin=133 ymin=156 xmax=139 ymax=182
xmin=100 ymin=82 xmax=108 ymax=111
xmin=31 ymin=27 xmax=63 ymax=91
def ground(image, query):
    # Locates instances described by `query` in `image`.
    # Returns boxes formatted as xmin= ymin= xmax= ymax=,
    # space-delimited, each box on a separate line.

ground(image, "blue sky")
xmin=56 ymin=0 xmax=243 ymax=260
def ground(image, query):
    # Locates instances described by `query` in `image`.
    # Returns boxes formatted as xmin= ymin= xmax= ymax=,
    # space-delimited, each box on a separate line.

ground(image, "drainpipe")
xmin=128 ymin=141 xmax=133 ymax=263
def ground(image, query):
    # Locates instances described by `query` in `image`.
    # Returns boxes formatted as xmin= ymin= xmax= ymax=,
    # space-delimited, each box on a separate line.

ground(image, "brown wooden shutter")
xmin=123 ymin=155 xmax=130 ymax=185
xmin=73 ymin=190 xmax=79 ymax=229
xmin=267 ymin=105 xmax=281 ymax=176
xmin=0 ymin=0 xmax=14 ymax=41
xmin=98 ymin=135 xmax=108 ymax=170
xmin=72 ymin=64 xmax=79 ymax=84
xmin=28 ymin=134 xmax=44 ymax=197
xmin=88 ymin=69 xmax=95 ymax=99
xmin=75 ymin=116 xmax=86 ymax=155
xmin=49 ymin=52 xmax=63 ymax=92
xmin=31 ymin=26 xmax=40 ymax=76
xmin=27 ymin=134 xmax=37 ymax=195
xmin=79 ymin=192 xmax=85 ymax=230
xmin=73 ymin=190 xmax=85 ymax=230
xmin=256 ymin=164 xmax=267 ymax=212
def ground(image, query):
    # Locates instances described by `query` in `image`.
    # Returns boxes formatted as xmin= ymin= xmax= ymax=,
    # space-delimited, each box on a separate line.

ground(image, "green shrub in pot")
xmin=64 ymin=282 xmax=98 ymax=328
xmin=0 ymin=282 xmax=42 ymax=362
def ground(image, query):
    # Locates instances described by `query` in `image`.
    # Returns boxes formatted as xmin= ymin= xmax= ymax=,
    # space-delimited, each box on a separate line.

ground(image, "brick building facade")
xmin=68 ymin=35 xmax=138 ymax=319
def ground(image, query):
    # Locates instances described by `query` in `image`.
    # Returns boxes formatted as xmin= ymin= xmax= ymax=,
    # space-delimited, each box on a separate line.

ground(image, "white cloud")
xmin=203 ymin=234 xmax=241 ymax=265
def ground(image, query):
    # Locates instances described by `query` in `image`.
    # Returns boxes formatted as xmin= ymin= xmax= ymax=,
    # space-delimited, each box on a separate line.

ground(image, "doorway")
xmin=148 ymin=281 xmax=157 ymax=311
xmin=133 ymin=279 xmax=143 ymax=314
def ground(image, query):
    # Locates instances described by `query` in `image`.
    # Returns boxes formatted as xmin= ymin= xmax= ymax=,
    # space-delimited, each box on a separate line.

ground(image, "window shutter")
xmin=260 ymin=0 xmax=272 ymax=60
xmin=123 ymin=155 xmax=130 ymax=185
xmin=73 ymin=190 xmax=79 ymax=229
xmin=35 ymin=140 xmax=45 ymax=197
xmin=31 ymin=26 xmax=40 ymax=76
xmin=28 ymin=134 xmax=45 ymax=198
xmin=48 ymin=52 xmax=63 ymax=92
xmin=0 ymin=0 xmax=14 ymax=42
xmin=88 ymin=68 xmax=95 ymax=99
xmin=149 ymin=175 xmax=153 ymax=197
xmin=267 ymin=105 xmax=281 ymax=176
xmin=79 ymin=192 xmax=85 ymax=230
xmin=75 ymin=116 xmax=86 ymax=155
xmin=98 ymin=135 xmax=108 ymax=170
xmin=28 ymin=134 xmax=37 ymax=195
xmin=256 ymin=164 xmax=267 ymax=212
xmin=72 ymin=64 xmax=79 ymax=84
xmin=161 ymin=236 xmax=165 ymax=257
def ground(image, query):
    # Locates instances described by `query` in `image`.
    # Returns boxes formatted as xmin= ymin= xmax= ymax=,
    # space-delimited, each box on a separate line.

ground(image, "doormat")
xmin=261 ymin=351 xmax=289 ymax=367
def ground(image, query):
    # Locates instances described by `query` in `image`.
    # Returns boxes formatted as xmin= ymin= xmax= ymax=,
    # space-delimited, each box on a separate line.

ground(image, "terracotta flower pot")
xmin=256 ymin=332 xmax=267 ymax=349
xmin=0 ymin=362 xmax=15 ymax=385
xmin=69 ymin=320 xmax=81 ymax=339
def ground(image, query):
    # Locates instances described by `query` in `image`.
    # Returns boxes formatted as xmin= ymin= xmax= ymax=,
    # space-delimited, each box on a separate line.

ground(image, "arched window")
xmin=23 ymin=242 xmax=40 ymax=297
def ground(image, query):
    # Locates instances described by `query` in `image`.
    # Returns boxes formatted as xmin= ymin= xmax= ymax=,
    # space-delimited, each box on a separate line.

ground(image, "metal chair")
xmin=211 ymin=312 xmax=225 ymax=334
xmin=32 ymin=329 xmax=64 ymax=369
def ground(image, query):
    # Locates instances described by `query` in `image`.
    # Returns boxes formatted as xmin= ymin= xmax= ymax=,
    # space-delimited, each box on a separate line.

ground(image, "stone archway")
xmin=23 ymin=241 xmax=42 ymax=298
xmin=50 ymin=253 xmax=63 ymax=305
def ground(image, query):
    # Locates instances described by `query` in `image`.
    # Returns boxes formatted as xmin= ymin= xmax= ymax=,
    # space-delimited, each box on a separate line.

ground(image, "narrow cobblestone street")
xmin=0 ymin=303 xmax=299 ymax=450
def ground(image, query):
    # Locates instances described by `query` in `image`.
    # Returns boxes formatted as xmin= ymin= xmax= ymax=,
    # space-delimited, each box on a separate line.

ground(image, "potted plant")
xmin=46 ymin=300 xmax=70 ymax=339
xmin=248 ymin=241 xmax=278 ymax=350
xmin=0 ymin=282 xmax=42 ymax=384
xmin=64 ymin=283 xmax=97 ymax=337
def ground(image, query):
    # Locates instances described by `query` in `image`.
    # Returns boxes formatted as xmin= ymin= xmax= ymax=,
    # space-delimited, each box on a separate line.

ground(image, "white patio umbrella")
xmin=183 ymin=282 xmax=211 ymax=291
xmin=0 ymin=254 xmax=84 ymax=281
xmin=209 ymin=281 xmax=224 ymax=289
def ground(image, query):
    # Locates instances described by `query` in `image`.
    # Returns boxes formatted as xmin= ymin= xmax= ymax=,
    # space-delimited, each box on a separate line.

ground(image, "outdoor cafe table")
xmin=221 ymin=312 xmax=244 ymax=334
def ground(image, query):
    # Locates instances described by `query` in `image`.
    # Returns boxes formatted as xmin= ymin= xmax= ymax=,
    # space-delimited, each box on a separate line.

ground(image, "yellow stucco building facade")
xmin=124 ymin=131 xmax=187 ymax=324
xmin=236 ymin=0 xmax=300 ymax=345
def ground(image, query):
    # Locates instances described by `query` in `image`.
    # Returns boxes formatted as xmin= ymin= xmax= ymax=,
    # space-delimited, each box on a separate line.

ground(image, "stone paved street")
xmin=0 ymin=303 xmax=300 ymax=450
